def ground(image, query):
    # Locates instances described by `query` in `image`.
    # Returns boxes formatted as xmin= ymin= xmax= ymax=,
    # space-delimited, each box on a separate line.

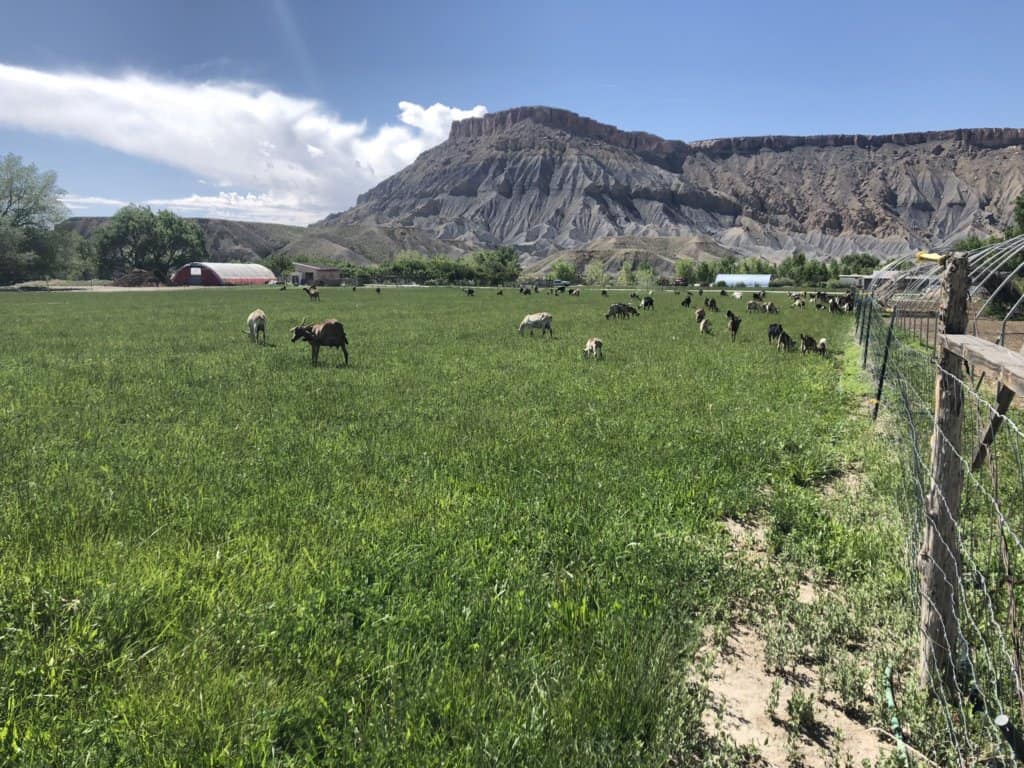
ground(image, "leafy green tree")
xmin=737 ymin=256 xmax=772 ymax=275
xmin=261 ymin=253 xmax=294 ymax=280
xmin=550 ymin=259 xmax=577 ymax=282
xmin=0 ymin=154 xmax=71 ymax=284
xmin=583 ymin=260 xmax=609 ymax=286
xmin=837 ymin=253 xmax=881 ymax=274
xmin=674 ymin=259 xmax=696 ymax=283
xmin=635 ymin=264 xmax=656 ymax=291
xmin=94 ymin=205 xmax=205 ymax=279
xmin=473 ymin=246 xmax=521 ymax=285
xmin=1010 ymin=193 xmax=1024 ymax=238
xmin=616 ymin=263 xmax=634 ymax=287
xmin=695 ymin=260 xmax=717 ymax=285
xmin=718 ymin=253 xmax=738 ymax=274
xmin=155 ymin=210 xmax=206 ymax=277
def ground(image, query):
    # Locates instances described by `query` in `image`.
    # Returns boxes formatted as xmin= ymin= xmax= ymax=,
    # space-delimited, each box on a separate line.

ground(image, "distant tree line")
xmin=546 ymin=251 xmax=881 ymax=288
xmin=0 ymin=153 xmax=209 ymax=284
xmin=287 ymin=246 xmax=523 ymax=286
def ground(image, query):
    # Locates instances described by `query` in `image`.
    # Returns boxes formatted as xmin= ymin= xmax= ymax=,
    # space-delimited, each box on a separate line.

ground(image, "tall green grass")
xmin=0 ymin=287 xmax=854 ymax=765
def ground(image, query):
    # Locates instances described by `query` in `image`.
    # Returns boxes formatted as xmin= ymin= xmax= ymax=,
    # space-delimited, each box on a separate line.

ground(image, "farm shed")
xmin=292 ymin=263 xmax=343 ymax=286
xmin=714 ymin=273 xmax=772 ymax=288
xmin=169 ymin=262 xmax=276 ymax=286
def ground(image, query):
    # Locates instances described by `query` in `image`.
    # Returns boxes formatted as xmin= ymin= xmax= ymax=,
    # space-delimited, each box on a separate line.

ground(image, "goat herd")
xmin=517 ymin=287 xmax=851 ymax=360
xmin=246 ymin=286 xmax=852 ymax=366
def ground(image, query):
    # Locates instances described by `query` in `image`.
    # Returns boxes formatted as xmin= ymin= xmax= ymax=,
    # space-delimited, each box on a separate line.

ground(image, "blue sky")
xmin=2 ymin=0 xmax=1023 ymax=225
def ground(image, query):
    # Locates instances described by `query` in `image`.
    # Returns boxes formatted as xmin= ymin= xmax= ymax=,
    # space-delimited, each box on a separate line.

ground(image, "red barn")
xmin=168 ymin=262 xmax=276 ymax=286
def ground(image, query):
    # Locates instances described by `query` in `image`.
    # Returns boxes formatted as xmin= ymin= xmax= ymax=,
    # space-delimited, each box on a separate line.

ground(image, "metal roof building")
xmin=168 ymin=262 xmax=276 ymax=286
xmin=714 ymin=273 xmax=772 ymax=288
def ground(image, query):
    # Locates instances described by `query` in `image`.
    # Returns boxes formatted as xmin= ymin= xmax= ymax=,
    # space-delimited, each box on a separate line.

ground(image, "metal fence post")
xmin=861 ymin=301 xmax=873 ymax=369
xmin=873 ymin=310 xmax=898 ymax=420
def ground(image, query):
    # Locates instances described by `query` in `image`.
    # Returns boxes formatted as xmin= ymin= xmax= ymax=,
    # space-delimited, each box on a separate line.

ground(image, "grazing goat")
xmin=699 ymin=317 xmax=711 ymax=335
xmin=303 ymin=285 xmax=320 ymax=302
xmin=707 ymin=298 xmax=719 ymax=312
xmin=732 ymin=291 xmax=743 ymax=300
xmin=681 ymin=296 xmax=692 ymax=308
xmin=799 ymin=333 xmax=817 ymax=354
xmin=278 ymin=283 xmax=287 ymax=291
xmin=817 ymin=338 xmax=828 ymax=356
xmin=601 ymin=289 xmax=608 ymax=296
xmin=695 ymin=307 xmax=707 ymax=323
xmin=746 ymin=300 xmax=763 ymax=313
xmin=719 ymin=289 xmax=727 ymax=296
xmin=464 ymin=287 xmax=475 ymax=296
xmin=642 ymin=296 xmax=654 ymax=310
xmin=815 ymin=302 xmax=826 ymax=311
xmin=776 ymin=331 xmax=794 ymax=352
xmin=291 ymin=319 xmax=349 ymax=366
xmin=375 ymin=287 xmax=381 ymax=294
xmin=630 ymin=292 xmax=640 ymax=299
xmin=605 ymin=303 xmax=639 ymax=319
xmin=519 ymin=287 xmax=532 ymax=295
xmin=752 ymin=290 xmax=765 ymax=301
xmin=764 ymin=301 xmax=778 ymax=314
xmin=768 ymin=323 xmax=784 ymax=344
xmin=519 ymin=312 xmax=553 ymax=336
xmin=246 ymin=308 xmax=267 ymax=345
xmin=726 ymin=310 xmax=741 ymax=342
xmin=583 ymin=337 xmax=604 ymax=360
xmin=496 ymin=289 xmax=503 ymax=295
xmin=792 ymin=299 xmax=806 ymax=308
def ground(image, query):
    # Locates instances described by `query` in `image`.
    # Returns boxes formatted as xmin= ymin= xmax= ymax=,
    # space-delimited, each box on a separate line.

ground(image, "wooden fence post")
xmin=919 ymin=254 xmax=970 ymax=693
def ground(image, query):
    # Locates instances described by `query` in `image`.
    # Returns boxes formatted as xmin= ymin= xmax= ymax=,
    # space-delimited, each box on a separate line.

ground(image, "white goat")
xmin=518 ymin=312 xmax=553 ymax=336
xmin=583 ymin=337 xmax=604 ymax=359
xmin=246 ymin=309 xmax=267 ymax=344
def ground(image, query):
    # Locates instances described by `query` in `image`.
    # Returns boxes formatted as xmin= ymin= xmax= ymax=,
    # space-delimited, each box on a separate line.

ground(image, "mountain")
xmin=61 ymin=217 xmax=469 ymax=265
xmin=327 ymin=106 xmax=1024 ymax=269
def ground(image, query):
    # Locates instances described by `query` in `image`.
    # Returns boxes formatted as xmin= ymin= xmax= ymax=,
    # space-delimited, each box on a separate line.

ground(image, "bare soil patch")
xmin=700 ymin=518 xmax=891 ymax=767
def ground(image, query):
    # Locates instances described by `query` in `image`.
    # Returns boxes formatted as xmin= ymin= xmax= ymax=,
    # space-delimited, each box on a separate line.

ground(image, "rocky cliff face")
xmin=325 ymin=106 xmax=1024 ymax=267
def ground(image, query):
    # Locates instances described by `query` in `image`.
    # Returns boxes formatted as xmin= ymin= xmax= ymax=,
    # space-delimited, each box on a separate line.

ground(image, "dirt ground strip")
xmin=699 ymin=520 xmax=891 ymax=767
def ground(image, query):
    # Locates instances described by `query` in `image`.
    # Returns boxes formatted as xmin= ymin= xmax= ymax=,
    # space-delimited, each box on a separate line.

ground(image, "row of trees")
xmin=292 ymin=247 xmax=522 ymax=286
xmin=1 ymin=154 xmax=208 ymax=284
xmin=545 ymin=251 xmax=881 ymax=288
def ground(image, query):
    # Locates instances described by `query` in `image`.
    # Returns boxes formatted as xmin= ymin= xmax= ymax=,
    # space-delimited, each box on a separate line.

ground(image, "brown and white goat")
xmin=583 ymin=337 xmax=604 ymax=360
xmin=303 ymin=285 xmax=320 ymax=302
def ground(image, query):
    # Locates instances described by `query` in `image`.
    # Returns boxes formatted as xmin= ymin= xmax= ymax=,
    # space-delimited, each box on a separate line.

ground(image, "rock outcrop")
xmin=326 ymin=106 xmax=1024 ymax=268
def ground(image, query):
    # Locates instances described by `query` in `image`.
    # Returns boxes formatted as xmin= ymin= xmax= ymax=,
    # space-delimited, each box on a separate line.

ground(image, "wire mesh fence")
xmin=857 ymin=282 xmax=1024 ymax=765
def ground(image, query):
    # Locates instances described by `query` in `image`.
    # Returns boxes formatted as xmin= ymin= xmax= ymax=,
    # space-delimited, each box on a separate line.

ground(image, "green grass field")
xmin=0 ymin=286 xmax=869 ymax=765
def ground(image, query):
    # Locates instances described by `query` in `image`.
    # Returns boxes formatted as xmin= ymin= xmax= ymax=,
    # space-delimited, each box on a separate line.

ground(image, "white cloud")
xmin=143 ymin=191 xmax=326 ymax=226
xmin=0 ymin=62 xmax=486 ymax=222
xmin=62 ymin=194 xmax=130 ymax=209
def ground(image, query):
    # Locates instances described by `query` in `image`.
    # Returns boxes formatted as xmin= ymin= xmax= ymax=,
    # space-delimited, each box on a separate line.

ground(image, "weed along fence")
xmin=857 ymin=241 xmax=1024 ymax=764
